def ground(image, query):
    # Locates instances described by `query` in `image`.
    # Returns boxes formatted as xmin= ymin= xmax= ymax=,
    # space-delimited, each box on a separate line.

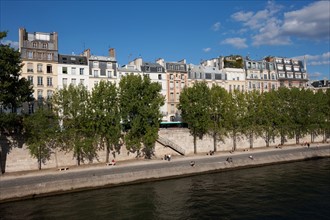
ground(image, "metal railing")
xmin=157 ymin=135 xmax=185 ymax=155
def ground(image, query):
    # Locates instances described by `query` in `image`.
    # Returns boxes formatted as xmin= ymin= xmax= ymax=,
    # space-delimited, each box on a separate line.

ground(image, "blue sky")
xmin=1 ymin=0 xmax=329 ymax=80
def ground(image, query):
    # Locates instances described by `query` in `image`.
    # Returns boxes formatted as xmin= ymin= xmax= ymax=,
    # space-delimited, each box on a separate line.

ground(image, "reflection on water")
xmin=1 ymin=158 xmax=329 ymax=220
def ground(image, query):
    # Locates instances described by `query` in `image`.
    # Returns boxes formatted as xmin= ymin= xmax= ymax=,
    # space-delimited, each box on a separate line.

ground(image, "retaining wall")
xmin=1 ymin=129 xmax=326 ymax=172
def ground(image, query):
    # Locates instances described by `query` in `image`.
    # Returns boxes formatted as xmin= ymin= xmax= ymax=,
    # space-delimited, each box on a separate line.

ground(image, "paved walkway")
xmin=1 ymin=143 xmax=328 ymax=180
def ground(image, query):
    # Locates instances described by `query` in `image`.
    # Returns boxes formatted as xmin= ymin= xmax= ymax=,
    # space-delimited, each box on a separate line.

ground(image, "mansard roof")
xmin=58 ymin=54 xmax=88 ymax=65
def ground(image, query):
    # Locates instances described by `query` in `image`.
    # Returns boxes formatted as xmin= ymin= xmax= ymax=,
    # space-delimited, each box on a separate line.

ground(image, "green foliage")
xmin=0 ymin=31 xmax=33 ymax=113
xmin=209 ymin=85 xmax=230 ymax=151
xmin=90 ymin=81 xmax=121 ymax=162
xmin=119 ymin=75 xmax=164 ymax=158
xmin=178 ymin=81 xmax=211 ymax=154
xmin=52 ymin=84 xmax=96 ymax=165
xmin=223 ymin=55 xmax=244 ymax=68
xmin=23 ymin=107 xmax=59 ymax=170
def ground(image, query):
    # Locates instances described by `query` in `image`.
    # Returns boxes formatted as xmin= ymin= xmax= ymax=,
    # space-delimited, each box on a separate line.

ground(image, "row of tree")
xmin=24 ymin=76 xmax=164 ymax=169
xmin=179 ymin=82 xmax=330 ymax=154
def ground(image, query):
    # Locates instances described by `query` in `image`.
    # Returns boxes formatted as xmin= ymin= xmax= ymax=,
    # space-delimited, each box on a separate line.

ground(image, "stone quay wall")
xmin=1 ymin=128 xmax=326 ymax=173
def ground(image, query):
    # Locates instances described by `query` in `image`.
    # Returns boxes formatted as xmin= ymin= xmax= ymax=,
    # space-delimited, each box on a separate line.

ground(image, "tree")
xmin=0 ymin=31 xmax=33 ymax=174
xmin=90 ymin=81 xmax=121 ymax=163
xmin=209 ymin=85 xmax=230 ymax=152
xmin=259 ymin=90 xmax=278 ymax=147
xmin=119 ymin=75 xmax=164 ymax=159
xmin=242 ymin=90 xmax=262 ymax=149
xmin=52 ymin=84 xmax=96 ymax=165
xmin=226 ymin=90 xmax=245 ymax=151
xmin=274 ymin=87 xmax=293 ymax=145
xmin=178 ymin=81 xmax=211 ymax=154
xmin=23 ymin=106 xmax=59 ymax=170
xmin=0 ymin=31 xmax=33 ymax=113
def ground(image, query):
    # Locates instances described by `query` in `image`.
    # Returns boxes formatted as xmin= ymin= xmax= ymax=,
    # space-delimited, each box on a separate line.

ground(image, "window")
xmin=62 ymin=67 xmax=68 ymax=74
xmin=158 ymin=74 xmax=162 ymax=80
xmin=80 ymin=79 xmax=84 ymax=85
xmin=37 ymin=63 xmax=43 ymax=72
xmin=42 ymin=43 xmax=48 ymax=49
xmin=37 ymin=76 xmax=43 ymax=86
xmin=107 ymin=70 xmax=112 ymax=77
xmin=47 ymin=77 xmax=52 ymax=86
xmin=33 ymin=42 xmax=37 ymax=48
xmin=28 ymin=76 xmax=33 ymax=83
xmin=157 ymin=67 xmax=162 ymax=72
xmin=37 ymin=89 xmax=43 ymax=101
xmin=72 ymin=67 xmax=76 ymax=75
xmin=71 ymin=78 xmax=76 ymax=85
xmin=113 ymin=71 xmax=117 ymax=77
xmin=264 ymin=74 xmax=267 ymax=80
xmin=181 ymin=81 xmax=185 ymax=88
xmin=107 ymin=62 xmax=112 ymax=69
xmin=176 ymin=81 xmax=179 ymax=89
xmin=47 ymin=53 xmax=52 ymax=61
xmin=27 ymin=63 xmax=33 ymax=72
xmin=170 ymin=104 xmax=175 ymax=113
xmin=205 ymin=73 xmax=212 ymax=79
xmin=176 ymin=92 xmax=180 ymax=101
xmin=145 ymin=66 xmax=150 ymax=72
xmin=63 ymin=78 xmax=68 ymax=86
xmin=28 ymin=51 xmax=33 ymax=59
xmin=93 ymin=61 xmax=99 ymax=68
xmin=170 ymin=81 xmax=174 ymax=90
xmin=80 ymin=68 xmax=84 ymax=75
xmin=170 ymin=92 xmax=174 ymax=101
xmin=47 ymin=90 xmax=53 ymax=99
xmin=170 ymin=74 xmax=174 ymax=80
xmin=100 ymin=70 xmax=106 ymax=76
xmin=47 ymin=65 xmax=52 ymax=73
xmin=229 ymin=85 xmax=232 ymax=92
xmin=94 ymin=70 xmax=99 ymax=77
xmin=237 ymin=77 xmax=239 ymax=81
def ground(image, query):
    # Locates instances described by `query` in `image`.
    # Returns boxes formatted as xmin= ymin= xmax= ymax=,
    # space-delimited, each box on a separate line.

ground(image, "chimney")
xmin=84 ymin=49 xmax=91 ymax=58
xmin=109 ymin=48 xmax=116 ymax=58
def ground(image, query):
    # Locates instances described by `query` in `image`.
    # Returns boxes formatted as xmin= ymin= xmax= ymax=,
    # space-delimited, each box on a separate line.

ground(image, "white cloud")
xmin=211 ymin=22 xmax=221 ymax=31
xmin=1 ymin=40 xmax=19 ymax=49
xmin=231 ymin=1 xmax=330 ymax=46
xmin=291 ymin=52 xmax=330 ymax=66
xmin=221 ymin=37 xmax=248 ymax=49
xmin=203 ymin=47 xmax=211 ymax=52
xmin=281 ymin=1 xmax=330 ymax=40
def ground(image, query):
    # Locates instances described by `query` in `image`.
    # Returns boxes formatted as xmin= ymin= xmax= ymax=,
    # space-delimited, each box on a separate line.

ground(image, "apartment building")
xmin=57 ymin=54 xmax=89 ymax=90
xmin=266 ymin=57 xmax=308 ymax=88
xmin=159 ymin=59 xmax=188 ymax=121
xmin=188 ymin=64 xmax=226 ymax=88
xmin=19 ymin=28 xmax=58 ymax=113
xmin=244 ymin=59 xmax=278 ymax=92
xmin=84 ymin=48 xmax=118 ymax=89
xmin=221 ymin=56 xmax=246 ymax=93
xmin=140 ymin=59 xmax=167 ymax=120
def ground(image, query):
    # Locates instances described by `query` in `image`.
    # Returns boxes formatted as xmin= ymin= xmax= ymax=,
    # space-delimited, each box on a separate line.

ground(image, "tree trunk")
xmin=213 ymin=132 xmax=217 ymax=152
xmin=193 ymin=135 xmax=197 ymax=154
xmin=296 ymin=128 xmax=301 ymax=144
xmin=38 ymin=146 xmax=41 ymax=170
xmin=249 ymin=132 xmax=253 ymax=149
xmin=311 ymin=132 xmax=314 ymax=143
xmin=77 ymin=150 xmax=81 ymax=166
xmin=233 ymin=131 xmax=237 ymax=152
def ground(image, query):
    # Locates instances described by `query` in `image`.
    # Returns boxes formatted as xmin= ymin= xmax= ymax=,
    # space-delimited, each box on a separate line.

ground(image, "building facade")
xmin=57 ymin=54 xmax=89 ymax=90
xmin=19 ymin=28 xmax=59 ymax=113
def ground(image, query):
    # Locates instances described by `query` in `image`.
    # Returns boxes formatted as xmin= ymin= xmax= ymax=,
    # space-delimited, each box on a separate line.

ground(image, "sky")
xmin=1 ymin=0 xmax=329 ymax=80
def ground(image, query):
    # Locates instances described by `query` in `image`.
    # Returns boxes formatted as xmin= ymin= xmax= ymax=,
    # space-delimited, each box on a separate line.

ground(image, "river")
xmin=1 ymin=158 xmax=329 ymax=220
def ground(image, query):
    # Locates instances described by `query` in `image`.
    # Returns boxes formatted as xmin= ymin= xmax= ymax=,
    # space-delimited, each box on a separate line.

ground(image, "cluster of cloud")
xmin=1 ymin=40 xmax=19 ymax=49
xmin=292 ymin=52 xmax=330 ymax=66
xmin=220 ymin=1 xmax=330 ymax=48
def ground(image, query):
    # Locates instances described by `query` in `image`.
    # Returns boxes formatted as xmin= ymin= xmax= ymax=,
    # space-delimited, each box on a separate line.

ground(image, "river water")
xmin=1 ymin=158 xmax=329 ymax=220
